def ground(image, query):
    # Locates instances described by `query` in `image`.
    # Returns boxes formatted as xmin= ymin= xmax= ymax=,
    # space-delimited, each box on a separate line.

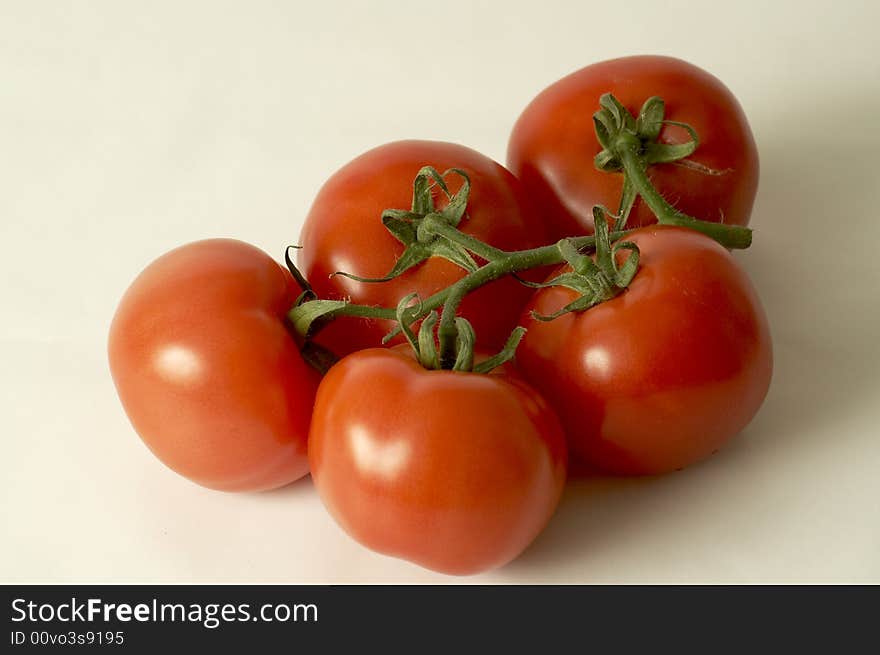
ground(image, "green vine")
xmin=288 ymin=92 xmax=755 ymax=373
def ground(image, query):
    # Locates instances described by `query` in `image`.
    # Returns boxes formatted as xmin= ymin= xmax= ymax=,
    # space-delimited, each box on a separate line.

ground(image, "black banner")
xmin=1 ymin=585 xmax=875 ymax=650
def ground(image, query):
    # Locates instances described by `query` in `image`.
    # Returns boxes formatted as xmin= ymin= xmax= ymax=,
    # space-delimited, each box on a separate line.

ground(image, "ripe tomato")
xmin=517 ymin=227 xmax=772 ymax=476
xmin=108 ymin=239 xmax=318 ymax=492
xmin=298 ymin=140 xmax=546 ymax=356
xmin=309 ymin=346 xmax=567 ymax=575
xmin=507 ymin=55 xmax=759 ymax=238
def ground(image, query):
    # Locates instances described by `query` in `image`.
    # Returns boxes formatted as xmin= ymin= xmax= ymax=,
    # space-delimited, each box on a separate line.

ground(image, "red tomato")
xmin=108 ymin=239 xmax=318 ymax=492
xmin=309 ymin=346 xmax=567 ymax=575
xmin=517 ymin=227 xmax=772 ymax=476
xmin=508 ymin=55 xmax=759 ymax=238
xmin=298 ymin=140 xmax=546 ymax=356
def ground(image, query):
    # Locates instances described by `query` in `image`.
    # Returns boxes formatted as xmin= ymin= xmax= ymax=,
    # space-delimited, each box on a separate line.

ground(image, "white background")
xmin=2 ymin=0 xmax=878 ymax=583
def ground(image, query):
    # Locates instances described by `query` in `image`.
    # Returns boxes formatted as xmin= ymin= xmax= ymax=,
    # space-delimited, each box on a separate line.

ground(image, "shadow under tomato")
xmin=254 ymin=473 xmax=316 ymax=500
xmin=503 ymin=471 xmax=670 ymax=576
xmin=503 ymin=439 xmax=761 ymax=580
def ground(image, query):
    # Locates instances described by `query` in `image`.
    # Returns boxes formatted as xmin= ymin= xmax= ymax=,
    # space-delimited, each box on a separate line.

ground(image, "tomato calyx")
xmin=527 ymin=208 xmax=640 ymax=321
xmin=594 ymin=96 xmax=698 ymax=177
xmin=395 ymin=293 xmax=526 ymax=373
xmin=593 ymin=93 xmax=752 ymax=249
xmin=332 ymin=166 xmax=492 ymax=284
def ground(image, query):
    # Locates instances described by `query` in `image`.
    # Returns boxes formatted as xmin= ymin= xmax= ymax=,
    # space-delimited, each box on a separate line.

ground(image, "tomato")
xmin=507 ymin=55 xmax=759 ymax=239
xmin=108 ymin=239 xmax=318 ymax=492
xmin=517 ymin=227 xmax=772 ymax=476
xmin=298 ymin=140 xmax=546 ymax=356
xmin=308 ymin=346 xmax=567 ymax=575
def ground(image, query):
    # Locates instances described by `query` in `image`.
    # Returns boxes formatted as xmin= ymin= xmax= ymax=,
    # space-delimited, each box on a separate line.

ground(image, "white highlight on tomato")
xmin=348 ymin=425 xmax=411 ymax=479
xmin=153 ymin=344 xmax=202 ymax=384
xmin=583 ymin=346 xmax=611 ymax=376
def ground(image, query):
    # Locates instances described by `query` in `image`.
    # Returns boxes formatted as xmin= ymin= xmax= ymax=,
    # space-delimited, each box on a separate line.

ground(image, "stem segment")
xmin=594 ymin=94 xmax=753 ymax=249
xmin=289 ymin=233 xmax=603 ymax=343
xmin=382 ymin=233 xmax=604 ymax=345
xmin=421 ymin=218 xmax=507 ymax=262
xmin=616 ymin=139 xmax=752 ymax=249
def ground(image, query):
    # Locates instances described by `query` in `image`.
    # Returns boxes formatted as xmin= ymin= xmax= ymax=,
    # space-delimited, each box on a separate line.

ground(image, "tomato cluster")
xmin=109 ymin=56 xmax=772 ymax=575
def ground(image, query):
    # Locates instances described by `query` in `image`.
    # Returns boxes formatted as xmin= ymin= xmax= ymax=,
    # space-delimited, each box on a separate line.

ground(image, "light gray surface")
xmin=2 ymin=0 xmax=878 ymax=582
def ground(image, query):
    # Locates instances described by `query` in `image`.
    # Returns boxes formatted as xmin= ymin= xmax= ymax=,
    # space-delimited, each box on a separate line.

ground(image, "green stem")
xmin=437 ymin=285 xmax=467 ymax=368
xmin=616 ymin=137 xmax=752 ymax=249
xmin=615 ymin=175 xmax=637 ymax=231
xmin=291 ymin=232 xmax=604 ymax=342
xmin=327 ymin=303 xmax=397 ymax=321
xmin=290 ymin=200 xmax=750 ymax=346
xmin=422 ymin=218 xmax=507 ymax=262
xmin=393 ymin=233 xmax=604 ymax=348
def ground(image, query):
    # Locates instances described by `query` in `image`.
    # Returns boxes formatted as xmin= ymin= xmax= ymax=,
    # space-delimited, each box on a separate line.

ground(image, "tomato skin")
xmin=309 ymin=347 xmax=567 ymax=575
xmin=108 ymin=239 xmax=318 ymax=492
xmin=507 ymin=55 xmax=759 ymax=239
xmin=298 ymin=140 xmax=546 ymax=356
xmin=517 ymin=227 xmax=772 ymax=476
